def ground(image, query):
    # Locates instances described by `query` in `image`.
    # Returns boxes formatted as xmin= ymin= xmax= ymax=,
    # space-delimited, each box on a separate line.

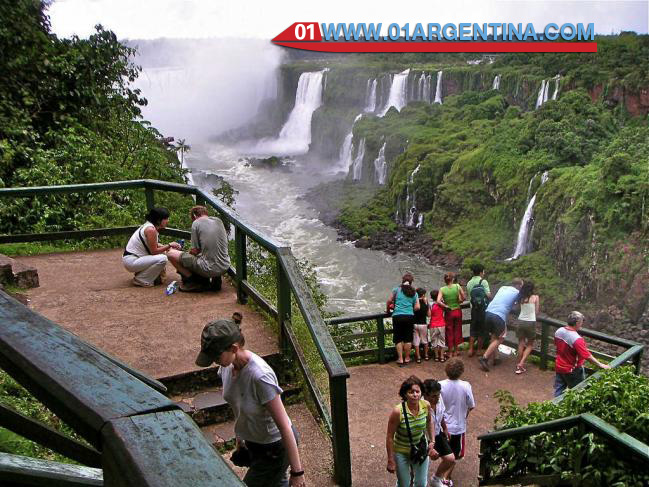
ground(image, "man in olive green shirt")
xmin=466 ymin=264 xmax=492 ymax=356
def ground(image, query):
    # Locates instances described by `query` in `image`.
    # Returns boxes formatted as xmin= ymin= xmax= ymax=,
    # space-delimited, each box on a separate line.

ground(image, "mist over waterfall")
xmin=379 ymin=69 xmax=410 ymax=116
xmin=351 ymin=138 xmax=366 ymax=181
xmin=433 ymin=71 xmax=444 ymax=104
xmin=131 ymin=39 xmax=283 ymax=141
xmin=373 ymin=142 xmax=387 ymax=184
xmin=510 ymin=171 xmax=549 ymax=259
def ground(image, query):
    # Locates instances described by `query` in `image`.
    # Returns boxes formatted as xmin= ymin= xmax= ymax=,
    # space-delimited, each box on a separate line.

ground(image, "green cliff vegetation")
xmin=305 ymin=36 xmax=649 ymax=320
xmin=0 ymin=0 xmax=192 ymax=242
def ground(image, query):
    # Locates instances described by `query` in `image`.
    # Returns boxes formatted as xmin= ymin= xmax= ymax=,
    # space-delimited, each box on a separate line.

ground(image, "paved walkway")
xmin=17 ymin=249 xmax=278 ymax=379
xmin=346 ymin=354 xmax=554 ymax=487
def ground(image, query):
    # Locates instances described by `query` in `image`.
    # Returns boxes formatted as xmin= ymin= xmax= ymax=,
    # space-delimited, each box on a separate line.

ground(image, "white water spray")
xmin=351 ymin=138 xmax=366 ymax=181
xmin=552 ymin=75 xmax=560 ymax=100
xmin=492 ymin=74 xmax=501 ymax=90
xmin=379 ymin=69 xmax=410 ymax=116
xmin=373 ymin=142 xmax=387 ymax=185
xmin=434 ymin=71 xmax=443 ymax=104
xmin=338 ymin=114 xmax=363 ymax=172
xmin=365 ymin=79 xmax=377 ymax=112
xmin=510 ymin=171 xmax=549 ymax=259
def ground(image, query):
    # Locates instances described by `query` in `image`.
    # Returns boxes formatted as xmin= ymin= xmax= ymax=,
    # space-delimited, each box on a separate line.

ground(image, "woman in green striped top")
xmin=386 ymin=376 xmax=435 ymax=487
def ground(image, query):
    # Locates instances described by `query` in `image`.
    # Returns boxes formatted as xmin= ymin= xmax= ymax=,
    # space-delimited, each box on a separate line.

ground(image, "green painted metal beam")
xmin=0 ymin=180 xmax=146 ymax=197
xmin=101 ymin=410 xmax=245 ymax=486
xmin=0 ymin=227 xmax=137 ymax=244
xmin=0 ymin=452 xmax=103 ymax=486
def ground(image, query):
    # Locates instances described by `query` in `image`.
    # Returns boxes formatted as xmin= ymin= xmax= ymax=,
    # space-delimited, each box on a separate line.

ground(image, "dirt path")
xmin=346 ymin=353 xmax=554 ymax=487
xmin=17 ymin=249 xmax=278 ymax=379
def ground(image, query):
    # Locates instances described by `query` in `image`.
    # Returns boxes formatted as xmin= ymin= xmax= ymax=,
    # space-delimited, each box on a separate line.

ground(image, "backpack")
xmin=470 ymin=279 xmax=489 ymax=311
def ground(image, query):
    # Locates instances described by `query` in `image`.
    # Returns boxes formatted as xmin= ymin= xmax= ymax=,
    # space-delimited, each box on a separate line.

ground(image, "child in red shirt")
xmin=429 ymin=289 xmax=447 ymax=362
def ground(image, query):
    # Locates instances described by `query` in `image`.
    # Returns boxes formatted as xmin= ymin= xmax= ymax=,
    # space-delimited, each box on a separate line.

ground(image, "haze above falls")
xmin=133 ymin=39 xmax=445 ymax=313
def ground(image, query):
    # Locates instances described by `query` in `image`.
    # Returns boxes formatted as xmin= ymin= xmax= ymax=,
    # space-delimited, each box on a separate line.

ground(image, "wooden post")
xmin=277 ymin=262 xmax=291 ymax=356
xmin=145 ymin=187 xmax=154 ymax=211
xmin=573 ymin=421 xmax=586 ymax=487
xmin=195 ymin=194 xmax=206 ymax=206
xmin=540 ymin=321 xmax=549 ymax=371
xmin=234 ymin=226 xmax=247 ymax=304
xmin=633 ymin=347 xmax=644 ymax=375
xmin=330 ymin=375 xmax=352 ymax=487
xmin=377 ymin=317 xmax=385 ymax=364
xmin=478 ymin=438 xmax=489 ymax=485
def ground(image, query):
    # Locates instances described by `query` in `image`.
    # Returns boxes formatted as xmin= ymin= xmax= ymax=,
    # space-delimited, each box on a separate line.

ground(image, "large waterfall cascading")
xmin=434 ymin=71 xmax=443 ymax=104
xmin=351 ymin=138 xmax=366 ymax=181
xmin=510 ymin=171 xmax=549 ymax=259
xmin=373 ymin=142 xmax=387 ymax=184
xmin=492 ymin=75 xmax=501 ymax=90
xmin=365 ymin=79 xmax=377 ymax=112
xmin=257 ymin=70 xmax=325 ymax=155
xmin=379 ymin=69 xmax=410 ymax=116
xmin=339 ymin=114 xmax=363 ymax=172
xmin=418 ymin=73 xmax=432 ymax=102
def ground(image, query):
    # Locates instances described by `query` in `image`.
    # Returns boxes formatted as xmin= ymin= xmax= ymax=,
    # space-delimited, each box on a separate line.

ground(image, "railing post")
xmin=277 ymin=261 xmax=291 ymax=356
xmin=234 ymin=226 xmax=247 ymax=304
xmin=145 ymin=187 xmax=155 ymax=211
xmin=330 ymin=375 xmax=352 ymax=487
xmin=633 ymin=347 xmax=644 ymax=375
xmin=377 ymin=317 xmax=385 ymax=364
xmin=540 ymin=321 xmax=549 ymax=371
xmin=478 ymin=438 xmax=489 ymax=485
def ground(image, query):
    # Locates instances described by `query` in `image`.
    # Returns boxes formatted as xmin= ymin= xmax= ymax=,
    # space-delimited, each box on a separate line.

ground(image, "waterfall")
xmin=492 ymin=74 xmax=501 ymax=90
xmin=373 ymin=142 xmax=387 ymax=185
xmin=416 ymin=214 xmax=424 ymax=229
xmin=365 ymin=79 xmax=377 ymax=113
xmin=434 ymin=71 xmax=443 ymax=104
xmin=351 ymin=138 xmax=366 ymax=181
xmin=417 ymin=73 xmax=432 ymax=102
xmin=552 ymin=75 xmax=560 ymax=100
xmin=255 ymin=70 xmax=325 ymax=155
xmin=379 ymin=69 xmax=410 ymax=116
xmin=535 ymin=80 xmax=547 ymax=109
xmin=339 ymin=114 xmax=363 ymax=171
xmin=404 ymin=164 xmax=421 ymax=227
xmin=510 ymin=171 xmax=549 ymax=259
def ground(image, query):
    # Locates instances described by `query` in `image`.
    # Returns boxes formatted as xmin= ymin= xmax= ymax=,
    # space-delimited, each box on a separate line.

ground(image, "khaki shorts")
xmin=515 ymin=320 xmax=537 ymax=340
xmin=180 ymin=252 xmax=211 ymax=278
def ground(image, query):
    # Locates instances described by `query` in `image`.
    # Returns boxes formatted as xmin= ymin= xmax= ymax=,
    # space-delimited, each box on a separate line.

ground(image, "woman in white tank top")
xmin=515 ymin=281 xmax=540 ymax=374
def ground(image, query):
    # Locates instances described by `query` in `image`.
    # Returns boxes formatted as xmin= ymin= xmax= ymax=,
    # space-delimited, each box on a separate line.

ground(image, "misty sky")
xmin=49 ymin=0 xmax=648 ymax=39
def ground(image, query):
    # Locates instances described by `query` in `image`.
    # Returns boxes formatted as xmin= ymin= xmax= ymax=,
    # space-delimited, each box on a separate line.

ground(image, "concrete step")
xmin=0 ymin=254 xmax=39 ymax=289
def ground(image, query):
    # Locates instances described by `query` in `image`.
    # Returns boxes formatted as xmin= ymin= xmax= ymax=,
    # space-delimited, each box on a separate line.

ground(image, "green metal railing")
xmin=0 ymin=179 xmax=351 ymax=486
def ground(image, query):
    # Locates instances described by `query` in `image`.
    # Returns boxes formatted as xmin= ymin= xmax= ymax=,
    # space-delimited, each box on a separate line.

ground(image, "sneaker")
xmin=210 ymin=275 xmax=222 ymax=292
xmin=132 ymin=277 xmax=154 ymax=287
xmin=179 ymin=281 xmax=206 ymax=292
xmin=430 ymin=476 xmax=445 ymax=487
xmin=478 ymin=356 xmax=490 ymax=372
xmin=441 ymin=480 xmax=454 ymax=487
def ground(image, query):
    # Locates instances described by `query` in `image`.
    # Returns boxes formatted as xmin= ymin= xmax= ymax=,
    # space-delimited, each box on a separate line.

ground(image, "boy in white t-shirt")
xmin=440 ymin=358 xmax=475 ymax=481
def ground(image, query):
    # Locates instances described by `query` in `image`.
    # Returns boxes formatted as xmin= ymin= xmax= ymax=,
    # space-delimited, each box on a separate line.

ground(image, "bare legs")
xmin=167 ymin=249 xmax=191 ymax=278
xmin=516 ymin=338 xmax=534 ymax=371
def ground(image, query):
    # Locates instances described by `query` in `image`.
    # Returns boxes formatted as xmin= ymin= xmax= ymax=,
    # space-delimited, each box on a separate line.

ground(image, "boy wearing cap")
xmin=196 ymin=319 xmax=305 ymax=487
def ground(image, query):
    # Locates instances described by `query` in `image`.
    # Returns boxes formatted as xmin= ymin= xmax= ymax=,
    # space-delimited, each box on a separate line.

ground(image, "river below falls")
xmin=185 ymin=142 xmax=446 ymax=314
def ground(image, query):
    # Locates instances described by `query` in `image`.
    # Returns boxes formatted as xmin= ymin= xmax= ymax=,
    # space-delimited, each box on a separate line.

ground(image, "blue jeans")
xmin=554 ymin=367 xmax=586 ymax=397
xmin=395 ymin=451 xmax=430 ymax=487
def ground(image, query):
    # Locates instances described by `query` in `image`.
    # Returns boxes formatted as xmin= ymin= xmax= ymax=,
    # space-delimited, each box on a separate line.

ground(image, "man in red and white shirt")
xmin=554 ymin=311 xmax=610 ymax=397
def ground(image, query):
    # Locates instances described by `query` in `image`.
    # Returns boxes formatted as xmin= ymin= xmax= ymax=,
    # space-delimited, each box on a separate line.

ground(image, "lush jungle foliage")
xmin=333 ymin=42 xmax=649 ymax=318
xmin=0 ymin=0 xmax=192 ymax=239
xmin=487 ymin=367 xmax=649 ymax=487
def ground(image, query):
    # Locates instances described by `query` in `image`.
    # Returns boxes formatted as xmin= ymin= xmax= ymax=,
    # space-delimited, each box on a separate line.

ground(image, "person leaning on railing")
xmin=122 ymin=207 xmax=181 ymax=287
xmin=195 ymin=319 xmax=305 ymax=487
xmin=553 ymin=310 xmax=611 ymax=397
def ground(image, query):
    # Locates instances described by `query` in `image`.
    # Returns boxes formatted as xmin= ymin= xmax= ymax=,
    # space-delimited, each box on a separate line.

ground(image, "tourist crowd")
xmin=384 ymin=264 xmax=611 ymax=486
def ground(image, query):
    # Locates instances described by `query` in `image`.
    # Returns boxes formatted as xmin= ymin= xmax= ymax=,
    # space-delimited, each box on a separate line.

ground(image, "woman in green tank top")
xmin=386 ymin=376 xmax=435 ymax=487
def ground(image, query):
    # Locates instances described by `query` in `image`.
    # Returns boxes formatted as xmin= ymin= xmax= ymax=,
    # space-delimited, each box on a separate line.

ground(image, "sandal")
xmin=424 ymin=356 xmax=430 ymax=361
xmin=515 ymin=365 xmax=526 ymax=374
xmin=440 ymin=357 xmax=447 ymax=363
xmin=416 ymin=359 xmax=422 ymax=364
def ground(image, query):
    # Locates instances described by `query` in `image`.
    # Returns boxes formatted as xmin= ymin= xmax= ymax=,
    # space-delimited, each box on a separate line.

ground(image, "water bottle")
xmin=165 ymin=280 xmax=179 ymax=296
xmin=176 ymin=239 xmax=185 ymax=249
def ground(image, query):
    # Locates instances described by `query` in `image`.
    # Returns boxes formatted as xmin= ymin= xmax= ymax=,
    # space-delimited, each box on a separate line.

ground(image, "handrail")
xmin=0 ymin=180 xmax=351 ymax=486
